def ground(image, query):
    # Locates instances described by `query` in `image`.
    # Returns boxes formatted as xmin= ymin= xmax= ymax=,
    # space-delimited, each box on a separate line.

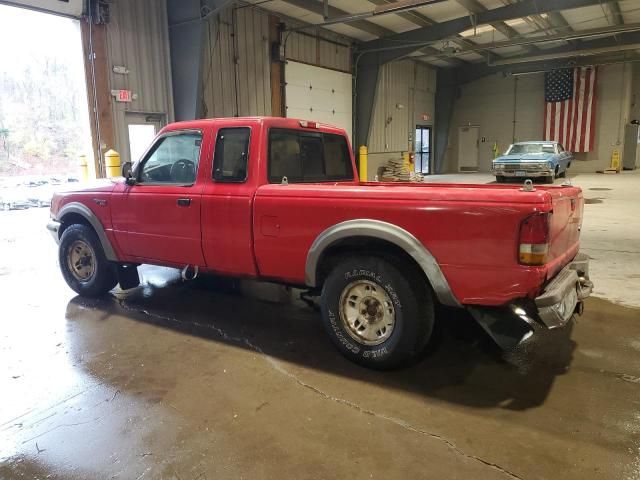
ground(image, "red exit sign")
xmin=112 ymin=89 xmax=133 ymax=102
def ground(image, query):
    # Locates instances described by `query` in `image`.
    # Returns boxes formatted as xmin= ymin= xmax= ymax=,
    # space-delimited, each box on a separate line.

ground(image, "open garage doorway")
xmin=0 ymin=3 xmax=92 ymax=211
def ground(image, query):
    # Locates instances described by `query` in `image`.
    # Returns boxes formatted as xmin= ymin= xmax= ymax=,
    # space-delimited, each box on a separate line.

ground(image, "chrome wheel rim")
xmin=67 ymin=240 xmax=96 ymax=282
xmin=339 ymin=280 xmax=396 ymax=346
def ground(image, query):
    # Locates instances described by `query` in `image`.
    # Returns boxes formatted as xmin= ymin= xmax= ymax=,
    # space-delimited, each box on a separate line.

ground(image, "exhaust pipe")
xmin=181 ymin=264 xmax=199 ymax=281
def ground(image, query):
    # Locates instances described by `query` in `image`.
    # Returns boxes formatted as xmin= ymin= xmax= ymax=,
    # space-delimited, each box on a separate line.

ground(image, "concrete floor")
xmin=1 ymin=173 xmax=640 ymax=479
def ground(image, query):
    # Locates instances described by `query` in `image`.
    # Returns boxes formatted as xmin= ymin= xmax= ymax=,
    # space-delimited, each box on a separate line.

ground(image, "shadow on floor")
xmin=66 ymin=270 xmax=577 ymax=412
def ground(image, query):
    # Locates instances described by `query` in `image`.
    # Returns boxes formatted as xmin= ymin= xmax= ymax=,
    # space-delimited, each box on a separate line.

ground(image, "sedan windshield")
xmin=507 ymin=143 xmax=555 ymax=155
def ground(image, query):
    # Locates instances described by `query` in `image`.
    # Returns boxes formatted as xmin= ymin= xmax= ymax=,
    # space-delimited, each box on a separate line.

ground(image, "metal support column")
xmin=354 ymin=53 xmax=380 ymax=151
xmin=434 ymin=69 xmax=457 ymax=174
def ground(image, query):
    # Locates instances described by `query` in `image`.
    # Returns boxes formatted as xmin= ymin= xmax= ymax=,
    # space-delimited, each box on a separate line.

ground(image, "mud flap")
xmin=116 ymin=264 xmax=140 ymax=290
xmin=467 ymin=306 xmax=534 ymax=351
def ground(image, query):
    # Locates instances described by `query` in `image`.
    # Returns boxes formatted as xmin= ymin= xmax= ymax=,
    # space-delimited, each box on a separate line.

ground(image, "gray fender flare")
xmin=56 ymin=202 xmax=118 ymax=262
xmin=305 ymin=219 xmax=460 ymax=307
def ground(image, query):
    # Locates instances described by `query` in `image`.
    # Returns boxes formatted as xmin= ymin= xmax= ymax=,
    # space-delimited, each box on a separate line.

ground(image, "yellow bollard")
xmin=104 ymin=149 xmax=121 ymax=178
xmin=359 ymin=145 xmax=368 ymax=182
xmin=402 ymin=151 xmax=410 ymax=171
xmin=79 ymin=154 xmax=89 ymax=182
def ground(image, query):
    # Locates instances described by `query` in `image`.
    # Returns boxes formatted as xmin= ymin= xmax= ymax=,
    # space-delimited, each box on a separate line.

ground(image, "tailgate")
xmin=546 ymin=186 xmax=583 ymax=277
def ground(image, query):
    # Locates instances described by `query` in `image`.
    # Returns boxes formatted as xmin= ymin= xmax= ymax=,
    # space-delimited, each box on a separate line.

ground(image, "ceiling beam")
xmin=459 ymin=51 xmax=640 ymax=84
xmin=410 ymin=22 xmax=640 ymax=58
xmin=363 ymin=0 xmax=507 ymax=63
xmin=361 ymin=0 xmax=467 ymax=65
xmin=279 ymin=0 xmax=394 ymax=37
xmin=485 ymin=29 xmax=640 ymax=66
xmin=360 ymin=0 xmax=621 ymax=63
xmin=457 ymin=29 xmax=640 ymax=83
xmin=453 ymin=0 xmax=536 ymax=52
xmin=364 ymin=0 xmax=434 ymax=28
xmin=606 ymin=2 xmax=624 ymax=26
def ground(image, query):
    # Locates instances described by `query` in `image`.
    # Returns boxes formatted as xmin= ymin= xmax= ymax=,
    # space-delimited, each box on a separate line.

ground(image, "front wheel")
xmin=58 ymin=224 xmax=118 ymax=297
xmin=320 ymin=255 xmax=434 ymax=369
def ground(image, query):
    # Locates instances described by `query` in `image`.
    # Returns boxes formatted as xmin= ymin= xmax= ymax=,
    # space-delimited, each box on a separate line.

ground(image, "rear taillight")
xmin=519 ymin=212 xmax=551 ymax=265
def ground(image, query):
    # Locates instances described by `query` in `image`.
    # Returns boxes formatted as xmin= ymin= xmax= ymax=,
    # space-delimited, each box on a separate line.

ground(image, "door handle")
xmin=177 ymin=198 xmax=191 ymax=207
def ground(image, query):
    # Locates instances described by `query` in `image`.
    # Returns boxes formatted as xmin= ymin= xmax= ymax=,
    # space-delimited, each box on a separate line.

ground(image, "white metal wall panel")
xmin=203 ymin=8 xmax=236 ymax=118
xmin=368 ymin=60 xmax=437 ymax=156
xmin=286 ymin=31 xmax=351 ymax=72
xmin=285 ymin=61 xmax=352 ymax=138
xmin=106 ymin=0 xmax=174 ymax=164
xmin=368 ymin=61 xmax=412 ymax=153
xmin=234 ymin=8 xmax=271 ymax=116
xmin=202 ymin=6 xmax=271 ymax=118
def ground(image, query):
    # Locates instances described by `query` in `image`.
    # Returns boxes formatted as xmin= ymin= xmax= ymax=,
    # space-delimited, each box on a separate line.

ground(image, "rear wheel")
xmin=58 ymin=224 xmax=117 ymax=297
xmin=320 ymin=255 xmax=434 ymax=369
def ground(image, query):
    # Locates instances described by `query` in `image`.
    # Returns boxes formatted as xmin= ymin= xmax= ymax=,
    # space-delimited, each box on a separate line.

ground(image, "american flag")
xmin=543 ymin=67 xmax=597 ymax=153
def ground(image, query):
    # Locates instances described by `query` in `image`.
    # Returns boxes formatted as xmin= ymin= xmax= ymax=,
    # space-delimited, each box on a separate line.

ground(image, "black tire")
xmin=544 ymin=175 xmax=554 ymax=183
xmin=320 ymin=255 xmax=434 ymax=369
xmin=58 ymin=224 xmax=117 ymax=297
xmin=496 ymin=176 xmax=505 ymax=183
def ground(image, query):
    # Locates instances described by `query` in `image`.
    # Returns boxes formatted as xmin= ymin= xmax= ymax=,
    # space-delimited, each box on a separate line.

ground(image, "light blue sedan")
xmin=492 ymin=141 xmax=573 ymax=183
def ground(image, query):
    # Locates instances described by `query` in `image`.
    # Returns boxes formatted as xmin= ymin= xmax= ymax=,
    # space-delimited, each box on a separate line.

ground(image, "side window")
xmin=268 ymin=129 xmax=352 ymax=183
xmin=139 ymin=132 xmax=202 ymax=184
xmin=269 ymin=130 xmax=302 ymax=182
xmin=323 ymin=134 xmax=352 ymax=178
xmin=213 ymin=128 xmax=250 ymax=182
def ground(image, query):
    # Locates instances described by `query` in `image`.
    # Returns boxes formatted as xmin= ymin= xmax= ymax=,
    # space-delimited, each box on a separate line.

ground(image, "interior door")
xmin=458 ymin=126 xmax=479 ymax=172
xmin=111 ymin=129 xmax=207 ymax=267
xmin=125 ymin=113 xmax=164 ymax=164
xmin=414 ymin=126 xmax=431 ymax=174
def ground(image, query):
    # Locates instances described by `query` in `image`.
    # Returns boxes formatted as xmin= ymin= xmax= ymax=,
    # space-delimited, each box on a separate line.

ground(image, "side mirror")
xmin=121 ymin=162 xmax=135 ymax=185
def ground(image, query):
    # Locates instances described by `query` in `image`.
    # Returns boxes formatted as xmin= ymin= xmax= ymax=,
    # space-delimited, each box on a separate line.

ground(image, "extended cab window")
xmin=268 ymin=129 xmax=352 ymax=183
xmin=213 ymin=128 xmax=250 ymax=182
xmin=139 ymin=132 xmax=202 ymax=184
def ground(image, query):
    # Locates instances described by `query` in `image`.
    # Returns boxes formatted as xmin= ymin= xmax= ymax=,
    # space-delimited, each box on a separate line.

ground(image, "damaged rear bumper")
xmin=535 ymin=253 xmax=592 ymax=329
xmin=468 ymin=253 xmax=592 ymax=350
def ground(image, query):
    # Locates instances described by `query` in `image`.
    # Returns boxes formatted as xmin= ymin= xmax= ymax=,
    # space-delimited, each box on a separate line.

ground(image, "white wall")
xmin=445 ymin=64 xmax=634 ymax=173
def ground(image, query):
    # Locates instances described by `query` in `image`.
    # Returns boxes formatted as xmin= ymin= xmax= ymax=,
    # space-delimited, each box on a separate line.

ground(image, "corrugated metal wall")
xmin=368 ymin=60 xmax=436 ymax=153
xmin=202 ymin=7 xmax=271 ymax=118
xmin=106 ymin=0 xmax=174 ymax=163
xmin=202 ymin=4 xmax=352 ymax=118
xmin=286 ymin=31 xmax=351 ymax=73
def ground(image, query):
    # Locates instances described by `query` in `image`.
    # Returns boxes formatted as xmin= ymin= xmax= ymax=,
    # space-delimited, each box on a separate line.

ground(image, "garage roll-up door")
xmin=4 ymin=0 xmax=83 ymax=17
xmin=285 ymin=61 xmax=352 ymax=140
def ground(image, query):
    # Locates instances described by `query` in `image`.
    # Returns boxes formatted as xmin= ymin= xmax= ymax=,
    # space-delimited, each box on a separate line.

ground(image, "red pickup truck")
xmin=48 ymin=117 xmax=592 ymax=368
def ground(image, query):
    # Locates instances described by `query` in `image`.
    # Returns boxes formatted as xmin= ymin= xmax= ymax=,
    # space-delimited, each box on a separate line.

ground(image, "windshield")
xmin=507 ymin=143 xmax=555 ymax=155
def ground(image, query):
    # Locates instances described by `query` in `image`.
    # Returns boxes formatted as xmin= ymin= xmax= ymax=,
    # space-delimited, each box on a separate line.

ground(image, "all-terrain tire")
xmin=320 ymin=255 xmax=434 ymax=369
xmin=58 ymin=224 xmax=117 ymax=297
